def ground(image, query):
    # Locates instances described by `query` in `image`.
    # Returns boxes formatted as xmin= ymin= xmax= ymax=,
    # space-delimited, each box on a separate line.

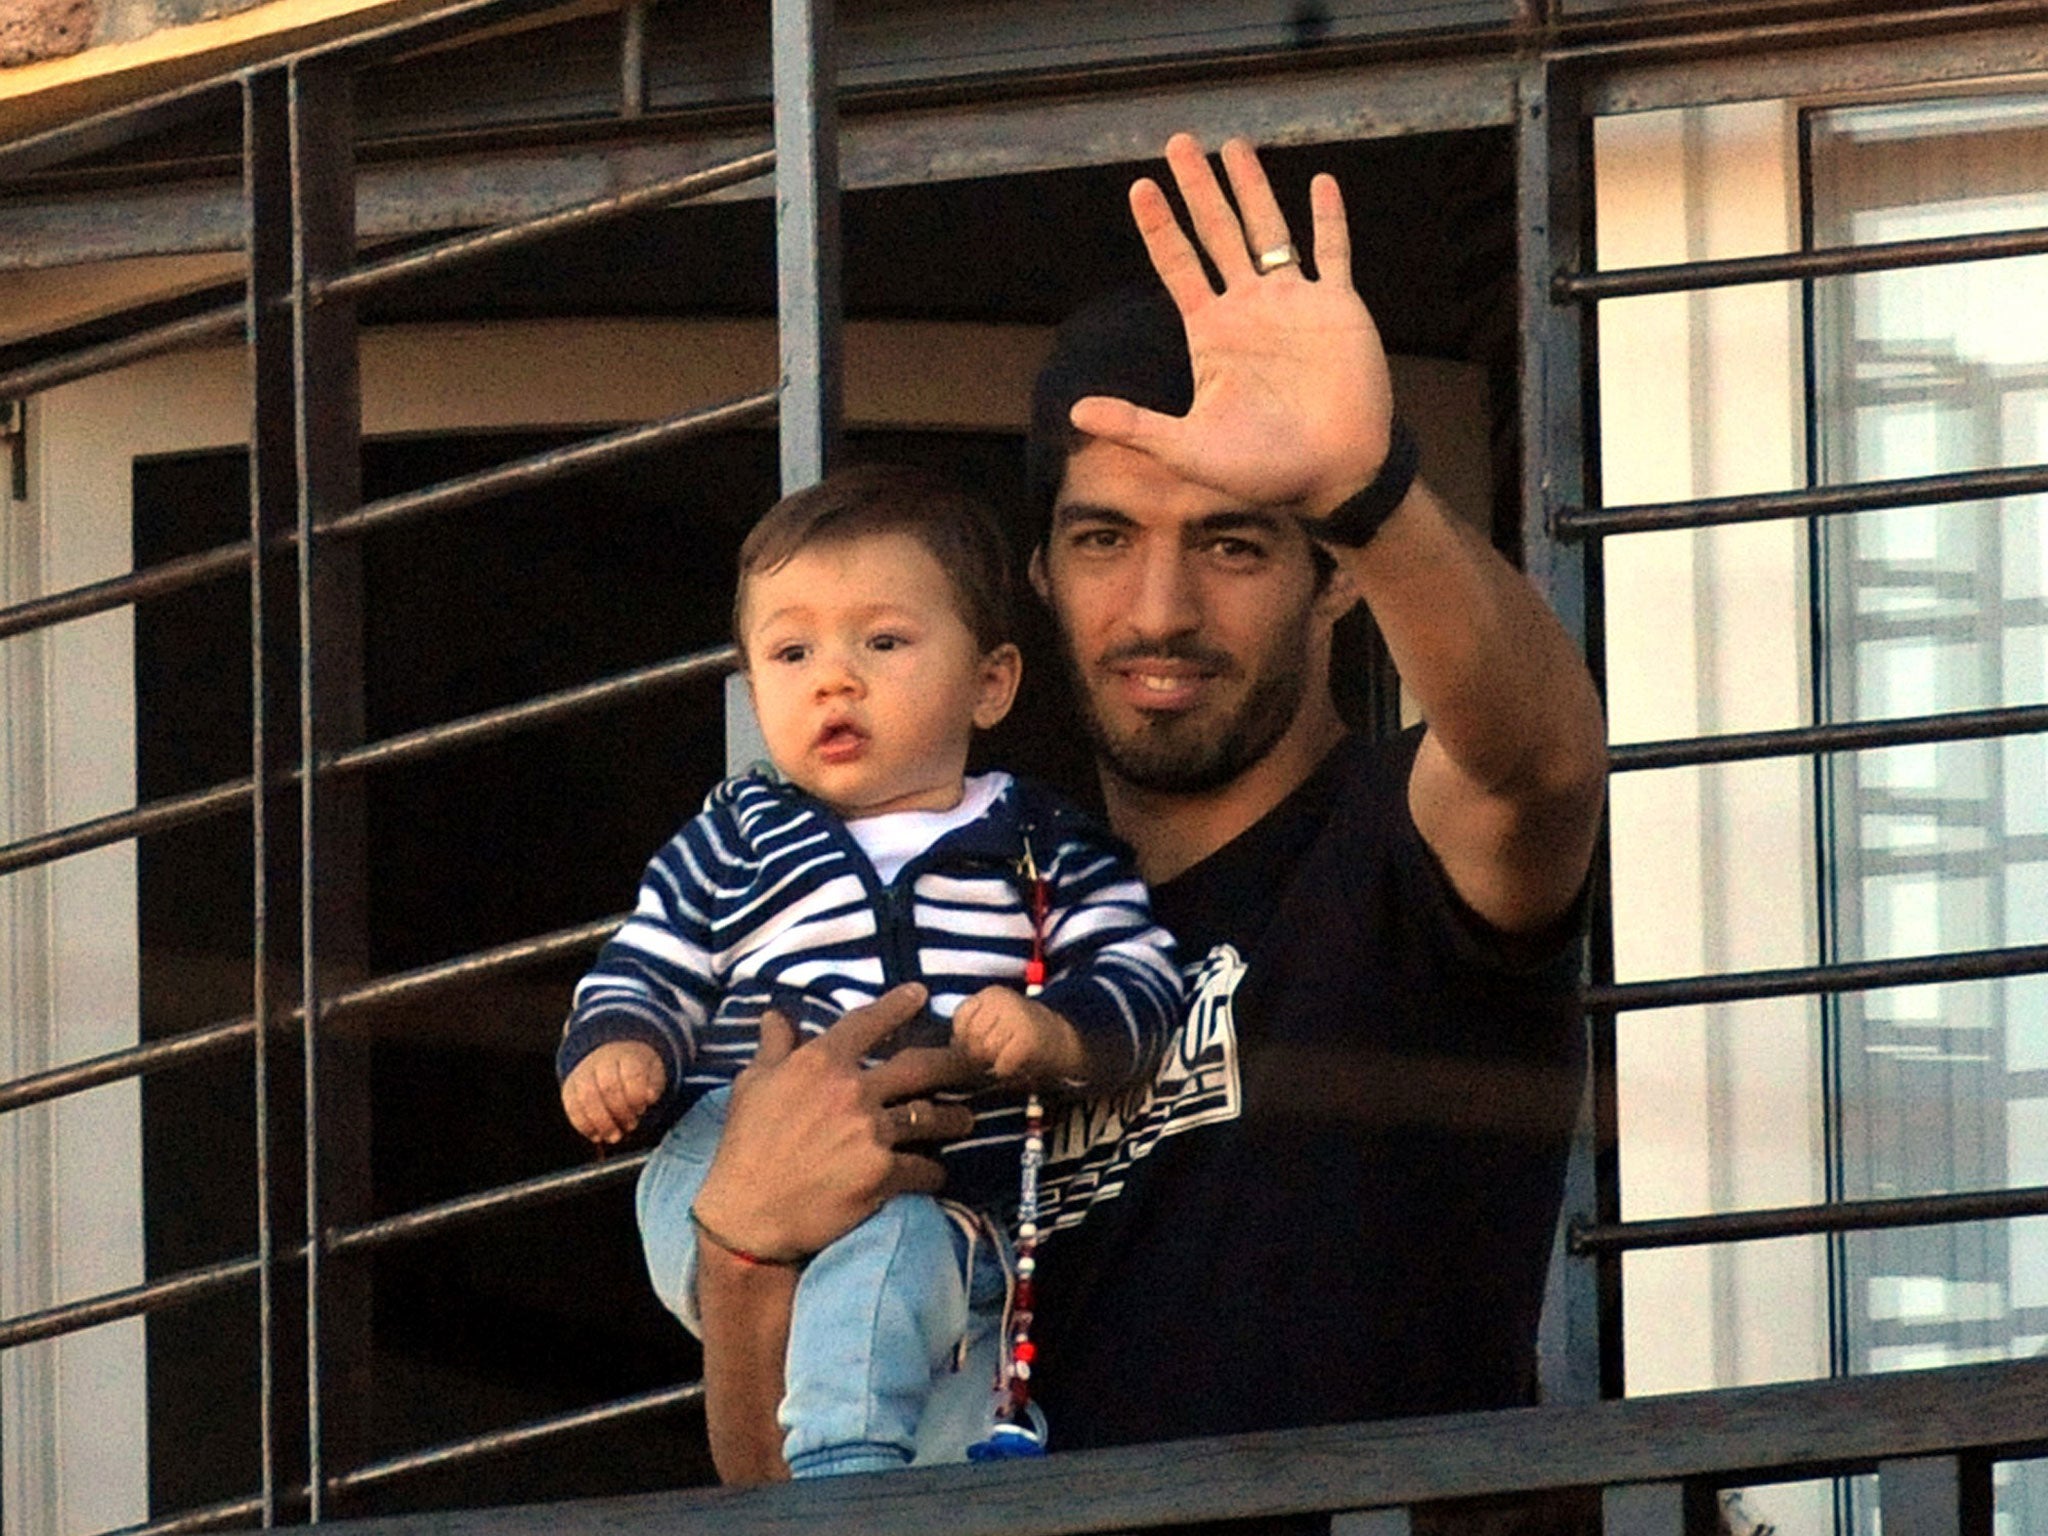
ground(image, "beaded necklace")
xmin=966 ymin=840 xmax=1053 ymax=1460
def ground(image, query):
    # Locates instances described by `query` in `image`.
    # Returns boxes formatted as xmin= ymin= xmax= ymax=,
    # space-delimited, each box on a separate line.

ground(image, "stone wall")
xmin=1 ymin=0 xmax=273 ymax=68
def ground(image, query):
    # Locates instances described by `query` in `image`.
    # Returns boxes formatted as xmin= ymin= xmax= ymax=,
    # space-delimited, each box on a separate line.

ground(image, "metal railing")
xmin=0 ymin=0 xmax=833 ymax=1525
xmin=302 ymin=1358 xmax=2047 ymax=1536
xmin=1526 ymin=72 xmax=2048 ymax=1411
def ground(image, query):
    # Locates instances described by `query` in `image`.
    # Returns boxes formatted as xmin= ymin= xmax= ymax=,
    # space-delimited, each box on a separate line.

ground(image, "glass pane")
xmin=1809 ymin=94 xmax=2048 ymax=1399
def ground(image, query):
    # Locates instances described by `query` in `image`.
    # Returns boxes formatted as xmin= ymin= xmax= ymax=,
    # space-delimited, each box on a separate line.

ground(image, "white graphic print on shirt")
xmin=1040 ymin=943 xmax=1246 ymax=1228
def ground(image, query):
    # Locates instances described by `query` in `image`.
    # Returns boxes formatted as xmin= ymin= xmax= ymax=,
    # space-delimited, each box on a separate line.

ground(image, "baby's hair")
xmin=734 ymin=463 xmax=1014 ymax=655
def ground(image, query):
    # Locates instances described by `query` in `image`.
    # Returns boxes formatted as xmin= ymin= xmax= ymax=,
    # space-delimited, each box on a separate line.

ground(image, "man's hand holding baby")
xmin=561 ymin=1040 xmax=666 ymax=1144
xmin=951 ymin=987 xmax=1088 ymax=1083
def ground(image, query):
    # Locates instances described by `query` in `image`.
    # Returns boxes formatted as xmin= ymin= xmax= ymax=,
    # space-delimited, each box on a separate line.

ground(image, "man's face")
xmin=1033 ymin=439 xmax=1329 ymax=795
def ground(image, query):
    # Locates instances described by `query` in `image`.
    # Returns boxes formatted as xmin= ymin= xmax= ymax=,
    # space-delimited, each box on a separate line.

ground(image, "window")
xmin=1598 ymin=84 xmax=2048 ymax=1536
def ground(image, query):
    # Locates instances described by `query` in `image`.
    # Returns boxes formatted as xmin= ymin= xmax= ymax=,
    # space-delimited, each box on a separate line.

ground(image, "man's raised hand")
xmin=1069 ymin=133 xmax=1396 ymax=518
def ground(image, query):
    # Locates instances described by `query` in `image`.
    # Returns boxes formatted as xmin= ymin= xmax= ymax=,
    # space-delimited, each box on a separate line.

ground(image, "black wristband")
xmin=1302 ymin=418 xmax=1420 ymax=547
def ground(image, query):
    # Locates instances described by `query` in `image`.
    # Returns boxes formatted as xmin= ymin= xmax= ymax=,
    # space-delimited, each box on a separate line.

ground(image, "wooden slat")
xmin=1332 ymin=1509 xmax=1413 ymax=1536
xmin=308 ymin=1359 xmax=2048 ymax=1536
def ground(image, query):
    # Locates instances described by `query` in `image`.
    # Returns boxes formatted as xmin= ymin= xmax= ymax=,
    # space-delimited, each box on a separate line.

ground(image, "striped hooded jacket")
xmin=557 ymin=770 xmax=1183 ymax=1213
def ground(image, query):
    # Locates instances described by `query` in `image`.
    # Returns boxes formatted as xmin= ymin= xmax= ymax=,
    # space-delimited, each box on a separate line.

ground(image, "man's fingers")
xmin=1129 ymin=178 xmax=1215 ymax=315
xmin=1069 ymin=396 xmax=1180 ymax=459
xmin=1309 ymin=172 xmax=1353 ymax=290
xmin=1163 ymin=132 xmax=1254 ymax=285
xmin=879 ymin=1151 xmax=949 ymax=1199
xmin=867 ymin=1043 xmax=987 ymax=1100
xmin=818 ymin=983 xmax=929 ymax=1063
xmin=754 ymin=1007 xmax=796 ymax=1068
xmin=1220 ymin=138 xmax=1295 ymax=276
xmin=884 ymin=1096 xmax=978 ymax=1145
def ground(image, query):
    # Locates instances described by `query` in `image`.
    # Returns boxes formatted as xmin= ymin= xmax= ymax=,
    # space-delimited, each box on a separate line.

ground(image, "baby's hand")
xmin=561 ymin=1040 xmax=667 ymax=1145
xmin=951 ymin=987 xmax=1087 ymax=1084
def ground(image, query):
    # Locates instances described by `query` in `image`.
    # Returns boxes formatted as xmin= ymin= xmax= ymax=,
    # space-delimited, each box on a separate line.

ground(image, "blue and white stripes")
xmin=558 ymin=771 xmax=1183 ymax=1213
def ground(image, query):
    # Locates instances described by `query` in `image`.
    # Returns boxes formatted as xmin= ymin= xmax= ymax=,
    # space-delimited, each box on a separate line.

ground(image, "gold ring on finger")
xmin=1256 ymin=243 xmax=1299 ymax=273
xmin=903 ymin=1104 xmax=921 ymax=1136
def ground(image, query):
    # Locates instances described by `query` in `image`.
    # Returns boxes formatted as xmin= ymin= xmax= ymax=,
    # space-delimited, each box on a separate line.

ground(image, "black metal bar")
xmin=0 ymin=304 xmax=244 ymax=405
xmin=110 ymin=1493 xmax=272 ymax=1536
xmin=0 ymin=154 xmax=773 ymax=410
xmin=1603 ymin=1482 xmax=1692 ymax=1536
xmin=620 ymin=1 xmax=649 ymax=119
xmin=1556 ymin=222 xmax=2048 ymax=304
xmin=0 ymin=1017 xmax=257 ymax=1117
xmin=0 ymin=1148 xmax=641 ymax=1355
xmin=290 ymin=56 xmax=370 ymax=1513
xmin=0 ymin=392 xmax=773 ymax=656
xmin=1516 ymin=53 xmax=1609 ymax=1411
xmin=0 ymin=73 xmax=242 ymax=181
xmin=247 ymin=62 xmax=296 ymax=1528
xmin=1611 ymin=701 xmax=2048 ymax=773
xmin=321 ymin=913 xmax=620 ymax=1022
xmin=1557 ymin=461 xmax=2048 ymax=541
xmin=773 ymin=0 xmax=843 ymax=491
xmin=1881 ymin=1453 xmax=1993 ymax=1536
xmin=1573 ymin=1183 xmax=2048 ymax=1258
xmin=0 ymin=1255 xmax=264 ymax=1352
xmin=314 ymin=152 xmax=775 ymax=305
xmin=327 ymin=647 xmax=738 ymax=779
xmin=324 ymin=1382 xmax=703 ymax=1496
xmin=0 ymin=641 xmax=734 ymax=880
xmin=0 ymin=776 xmax=254 ymax=879
xmin=110 ymin=1384 xmax=702 ymax=1533
xmin=1 ymin=914 xmax=617 ymax=1119
xmin=325 ymin=1153 xmax=648 ymax=1258
xmin=1588 ymin=940 xmax=2048 ymax=1013
xmin=1329 ymin=1510 xmax=1412 ymax=1536
xmin=320 ymin=392 xmax=778 ymax=541
xmin=0 ymin=539 xmax=254 ymax=644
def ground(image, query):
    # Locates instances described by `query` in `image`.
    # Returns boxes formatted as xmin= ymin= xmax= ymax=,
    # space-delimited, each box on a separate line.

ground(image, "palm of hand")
xmin=1177 ymin=288 xmax=1391 ymax=510
xmin=1069 ymin=132 xmax=1398 ymax=514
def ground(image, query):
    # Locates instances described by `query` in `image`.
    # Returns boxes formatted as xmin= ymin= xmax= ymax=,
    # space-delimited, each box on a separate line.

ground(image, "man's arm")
xmin=1331 ymin=481 xmax=1607 ymax=934
xmin=685 ymin=987 xmax=979 ymax=1482
xmin=1070 ymin=133 xmax=1606 ymax=933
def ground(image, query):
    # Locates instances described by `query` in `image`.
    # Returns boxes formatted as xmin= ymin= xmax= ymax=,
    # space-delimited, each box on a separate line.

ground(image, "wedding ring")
xmin=903 ymin=1104 xmax=922 ymax=1136
xmin=1256 ymin=243 xmax=1299 ymax=273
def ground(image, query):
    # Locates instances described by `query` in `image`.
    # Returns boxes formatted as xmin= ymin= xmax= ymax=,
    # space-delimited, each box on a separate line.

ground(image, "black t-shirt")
xmin=1033 ymin=728 xmax=1586 ymax=1449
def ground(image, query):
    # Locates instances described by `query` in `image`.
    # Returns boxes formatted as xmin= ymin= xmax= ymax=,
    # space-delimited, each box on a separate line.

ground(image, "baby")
xmin=557 ymin=463 xmax=1182 ymax=1477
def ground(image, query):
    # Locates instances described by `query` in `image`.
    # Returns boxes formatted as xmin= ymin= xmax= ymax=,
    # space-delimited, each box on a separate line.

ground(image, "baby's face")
xmin=740 ymin=532 xmax=1018 ymax=820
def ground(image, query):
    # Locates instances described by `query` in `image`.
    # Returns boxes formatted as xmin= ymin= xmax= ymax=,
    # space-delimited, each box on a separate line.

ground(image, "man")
xmin=683 ymin=132 xmax=1607 ymax=1480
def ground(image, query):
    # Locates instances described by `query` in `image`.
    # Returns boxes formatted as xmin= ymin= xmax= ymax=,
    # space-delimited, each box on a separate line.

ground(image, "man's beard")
xmin=1059 ymin=623 xmax=1313 ymax=795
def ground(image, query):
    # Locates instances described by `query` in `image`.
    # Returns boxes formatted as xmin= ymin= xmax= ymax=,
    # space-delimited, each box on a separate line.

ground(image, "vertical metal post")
xmin=1331 ymin=1509 xmax=1414 ymax=1536
xmin=244 ymin=65 xmax=296 ymax=1526
xmin=619 ymin=1 xmax=648 ymax=120
xmin=771 ymin=0 xmax=842 ymax=492
xmin=1604 ymin=1481 xmax=1721 ymax=1536
xmin=1879 ymin=1455 xmax=1993 ymax=1536
xmin=288 ymin=57 xmax=371 ymax=1519
xmin=1519 ymin=55 xmax=1617 ymax=1407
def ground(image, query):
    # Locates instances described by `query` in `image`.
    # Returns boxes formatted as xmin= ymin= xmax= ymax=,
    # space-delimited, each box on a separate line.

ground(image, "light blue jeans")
xmin=636 ymin=1086 xmax=1009 ymax=1477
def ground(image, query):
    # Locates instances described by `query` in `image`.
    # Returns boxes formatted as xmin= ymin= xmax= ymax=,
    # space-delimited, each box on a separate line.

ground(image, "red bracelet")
xmin=689 ymin=1206 xmax=807 ymax=1269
